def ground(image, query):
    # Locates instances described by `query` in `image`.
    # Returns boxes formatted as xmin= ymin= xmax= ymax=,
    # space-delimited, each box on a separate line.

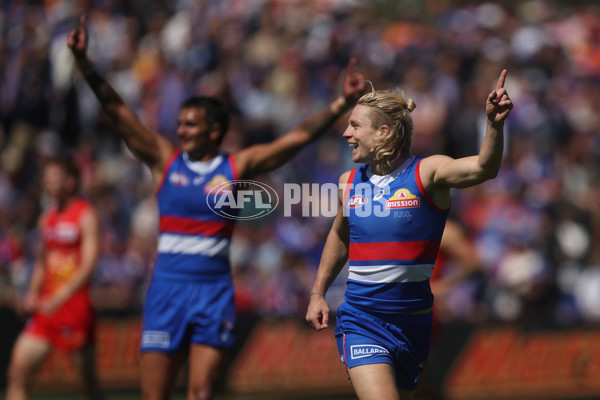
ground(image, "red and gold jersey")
xmin=39 ymin=197 xmax=91 ymax=297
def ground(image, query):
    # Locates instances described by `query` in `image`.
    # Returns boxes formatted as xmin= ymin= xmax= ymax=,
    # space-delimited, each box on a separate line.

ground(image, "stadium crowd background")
xmin=1 ymin=0 xmax=600 ymax=329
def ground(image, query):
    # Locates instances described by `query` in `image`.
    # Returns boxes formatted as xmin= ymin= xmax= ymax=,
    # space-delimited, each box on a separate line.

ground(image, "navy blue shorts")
xmin=141 ymin=279 xmax=236 ymax=352
xmin=335 ymin=302 xmax=432 ymax=391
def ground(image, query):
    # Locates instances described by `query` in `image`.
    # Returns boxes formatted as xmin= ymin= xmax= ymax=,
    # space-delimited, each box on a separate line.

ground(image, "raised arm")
xmin=234 ymin=59 xmax=367 ymax=179
xmin=67 ymin=15 xmax=174 ymax=182
xmin=306 ymin=172 xmax=351 ymax=331
xmin=420 ymin=70 xmax=513 ymax=204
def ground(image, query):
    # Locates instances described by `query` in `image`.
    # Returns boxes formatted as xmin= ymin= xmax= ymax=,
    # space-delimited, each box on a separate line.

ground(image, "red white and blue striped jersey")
xmin=154 ymin=150 xmax=239 ymax=282
xmin=343 ymin=156 xmax=449 ymax=314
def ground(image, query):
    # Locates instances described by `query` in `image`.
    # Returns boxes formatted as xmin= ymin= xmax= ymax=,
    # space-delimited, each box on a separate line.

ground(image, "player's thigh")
xmin=348 ymin=363 xmax=403 ymax=400
xmin=140 ymin=351 xmax=186 ymax=398
xmin=8 ymin=334 xmax=52 ymax=379
xmin=188 ymin=344 xmax=226 ymax=388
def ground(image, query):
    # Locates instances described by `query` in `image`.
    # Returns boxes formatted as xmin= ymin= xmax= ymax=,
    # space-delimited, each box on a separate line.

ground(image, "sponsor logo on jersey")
xmin=169 ymin=172 xmax=190 ymax=186
xmin=350 ymin=344 xmax=390 ymax=359
xmin=45 ymin=223 xmax=79 ymax=244
xmin=204 ymin=174 xmax=232 ymax=194
xmin=373 ymin=190 xmax=386 ymax=201
xmin=141 ymin=331 xmax=170 ymax=348
xmin=386 ymin=188 xmax=420 ymax=209
xmin=347 ymin=195 xmax=368 ymax=208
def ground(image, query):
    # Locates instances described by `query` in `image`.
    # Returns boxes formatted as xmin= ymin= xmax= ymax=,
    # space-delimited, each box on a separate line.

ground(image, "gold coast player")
xmin=6 ymin=157 xmax=103 ymax=400
xmin=306 ymin=70 xmax=512 ymax=400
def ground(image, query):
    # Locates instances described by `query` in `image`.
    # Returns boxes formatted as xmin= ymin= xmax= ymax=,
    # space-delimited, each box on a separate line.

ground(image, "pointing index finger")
xmin=496 ymin=69 xmax=507 ymax=90
xmin=79 ymin=14 xmax=88 ymax=33
xmin=346 ymin=57 xmax=357 ymax=77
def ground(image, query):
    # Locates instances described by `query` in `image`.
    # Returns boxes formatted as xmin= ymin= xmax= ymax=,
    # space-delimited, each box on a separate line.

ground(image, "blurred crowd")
xmin=1 ymin=0 xmax=600 ymax=328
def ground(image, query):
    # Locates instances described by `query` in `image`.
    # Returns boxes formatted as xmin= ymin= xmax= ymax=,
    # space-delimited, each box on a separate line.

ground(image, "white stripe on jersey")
xmin=158 ymin=233 xmax=230 ymax=257
xmin=182 ymin=153 xmax=225 ymax=175
xmin=348 ymin=263 xmax=433 ymax=283
xmin=366 ymin=156 xmax=415 ymax=187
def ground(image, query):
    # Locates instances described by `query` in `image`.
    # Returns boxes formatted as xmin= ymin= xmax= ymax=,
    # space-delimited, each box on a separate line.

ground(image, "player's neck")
xmin=371 ymin=155 xmax=408 ymax=176
xmin=56 ymin=195 xmax=76 ymax=211
xmin=186 ymin=148 xmax=219 ymax=162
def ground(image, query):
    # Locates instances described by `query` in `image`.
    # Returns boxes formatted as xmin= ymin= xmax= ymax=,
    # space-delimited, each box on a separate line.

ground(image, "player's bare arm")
xmin=24 ymin=259 xmax=44 ymax=313
xmin=419 ymin=69 xmax=513 ymax=206
xmin=67 ymin=15 xmax=174 ymax=181
xmin=306 ymin=171 xmax=351 ymax=331
xmin=432 ymin=219 xmax=481 ymax=298
xmin=234 ymin=59 xmax=367 ymax=179
xmin=22 ymin=218 xmax=48 ymax=313
xmin=39 ymin=207 xmax=100 ymax=313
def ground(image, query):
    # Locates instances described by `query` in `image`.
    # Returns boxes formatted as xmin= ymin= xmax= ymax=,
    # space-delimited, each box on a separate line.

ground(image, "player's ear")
xmin=376 ymin=125 xmax=389 ymax=138
xmin=209 ymin=123 xmax=222 ymax=142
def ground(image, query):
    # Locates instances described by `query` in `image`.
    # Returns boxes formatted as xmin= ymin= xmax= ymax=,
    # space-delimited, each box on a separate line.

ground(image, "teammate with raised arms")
xmin=67 ymin=14 xmax=366 ymax=400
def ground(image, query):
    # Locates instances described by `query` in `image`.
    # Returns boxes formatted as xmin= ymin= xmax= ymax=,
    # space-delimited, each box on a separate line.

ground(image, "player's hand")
xmin=38 ymin=295 xmax=63 ymax=314
xmin=342 ymin=58 xmax=367 ymax=105
xmin=486 ymin=69 xmax=513 ymax=126
xmin=67 ymin=15 xmax=89 ymax=61
xmin=306 ymin=294 xmax=330 ymax=331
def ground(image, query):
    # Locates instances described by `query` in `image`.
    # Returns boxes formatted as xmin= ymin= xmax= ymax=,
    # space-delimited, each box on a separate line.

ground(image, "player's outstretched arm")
xmin=67 ymin=15 xmax=174 ymax=177
xmin=420 ymin=69 xmax=513 ymax=191
xmin=234 ymin=59 xmax=367 ymax=179
xmin=306 ymin=172 xmax=351 ymax=331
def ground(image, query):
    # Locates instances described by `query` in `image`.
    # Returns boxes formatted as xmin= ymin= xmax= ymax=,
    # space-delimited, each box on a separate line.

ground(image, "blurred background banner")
xmin=2 ymin=316 xmax=600 ymax=399
xmin=442 ymin=326 xmax=600 ymax=400
xmin=2 ymin=0 xmax=600 ymax=398
xmin=226 ymin=319 xmax=353 ymax=395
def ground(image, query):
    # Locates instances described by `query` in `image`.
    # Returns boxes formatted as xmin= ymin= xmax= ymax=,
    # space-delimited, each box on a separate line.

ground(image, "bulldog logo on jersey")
xmin=204 ymin=175 xmax=233 ymax=194
xmin=386 ymin=189 xmax=420 ymax=209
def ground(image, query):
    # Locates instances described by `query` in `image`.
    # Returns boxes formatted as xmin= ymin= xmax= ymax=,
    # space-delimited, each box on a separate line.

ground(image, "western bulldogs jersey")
xmin=154 ymin=150 xmax=239 ymax=281
xmin=343 ymin=156 xmax=449 ymax=314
